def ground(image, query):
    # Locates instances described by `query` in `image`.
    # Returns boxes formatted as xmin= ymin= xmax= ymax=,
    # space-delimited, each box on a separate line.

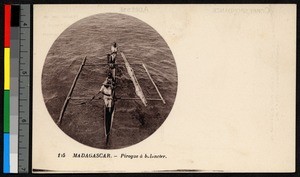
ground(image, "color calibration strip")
xmin=4 ymin=4 xmax=11 ymax=173
xmin=3 ymin=4 xmax=30 ymax=173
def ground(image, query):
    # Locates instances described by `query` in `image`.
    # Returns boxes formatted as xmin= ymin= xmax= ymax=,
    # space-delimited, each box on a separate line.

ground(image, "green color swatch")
xmin=4 ymin=90 xmax=10 ymax=133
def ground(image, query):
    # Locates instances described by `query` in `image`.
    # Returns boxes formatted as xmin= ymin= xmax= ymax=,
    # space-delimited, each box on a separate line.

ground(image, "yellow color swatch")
xmin=4 ymin=48 xmax=10 ymax=90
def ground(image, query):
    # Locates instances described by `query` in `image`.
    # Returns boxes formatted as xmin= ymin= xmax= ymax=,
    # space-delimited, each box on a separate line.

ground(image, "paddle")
xmin=80 ymin=95 xmax=95 ymax=105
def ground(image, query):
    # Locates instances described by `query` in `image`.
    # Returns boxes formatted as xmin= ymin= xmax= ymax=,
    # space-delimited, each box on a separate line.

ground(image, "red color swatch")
xmin=4 ymin=5 xmax=11 ymax=48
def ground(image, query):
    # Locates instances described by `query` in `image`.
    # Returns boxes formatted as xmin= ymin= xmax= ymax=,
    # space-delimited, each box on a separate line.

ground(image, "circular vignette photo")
xmin=42 ymin=13 xmax=178 ymax=149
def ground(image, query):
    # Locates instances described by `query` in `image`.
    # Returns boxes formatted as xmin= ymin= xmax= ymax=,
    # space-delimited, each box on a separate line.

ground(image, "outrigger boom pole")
xmin=142 ymin=63 xmax=166 ymax=104
xmin=57 ymin=56 xmax=86 ymax=124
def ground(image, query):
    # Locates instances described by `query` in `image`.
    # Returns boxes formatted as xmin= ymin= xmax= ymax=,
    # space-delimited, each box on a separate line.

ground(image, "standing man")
xmin=108 ymin=43 xmax=118 ymax=80
xmin=110 ymin=42 xmax=118 ymax=64
xmin=111 ymin=42 xmax=118 ymax=54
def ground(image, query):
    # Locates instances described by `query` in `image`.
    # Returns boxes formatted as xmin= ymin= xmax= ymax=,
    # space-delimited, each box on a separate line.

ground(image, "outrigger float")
xmin=56 ymin=49 xmax=166 ymax=144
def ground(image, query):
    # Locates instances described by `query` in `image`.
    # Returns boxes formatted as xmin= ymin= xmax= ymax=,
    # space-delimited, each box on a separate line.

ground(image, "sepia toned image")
xmin=33 ymin=4 xmax=296 ymax=173
xmin=42 ymin=13 xmax=177 ymax=149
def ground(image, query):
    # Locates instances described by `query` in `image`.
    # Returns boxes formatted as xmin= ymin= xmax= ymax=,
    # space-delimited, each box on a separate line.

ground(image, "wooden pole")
xmin=142 ymin=63 xmax=166 ymax=104
xmin=70 ymin=97 xmax=94 ymax=100
xmin=120 ymin=52 xmax=147 ymax=106
xmin=120 ymin=97 xmax=162 ymax=101
xmin=57 ymin=56 xmax=86 ymax=124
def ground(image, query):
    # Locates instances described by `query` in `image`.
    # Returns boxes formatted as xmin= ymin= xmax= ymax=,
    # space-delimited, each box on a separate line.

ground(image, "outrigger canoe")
xmin=104 ymin=52 xmax=149 ymax=143
xmin=57 ymin=49 xmax=166 ymax=146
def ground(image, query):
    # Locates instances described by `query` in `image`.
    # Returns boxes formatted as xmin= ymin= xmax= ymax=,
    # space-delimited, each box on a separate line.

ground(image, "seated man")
xmin=105 ymin=71 xmax=115 ymax=84
xmin=110 ymin=53 xmax=117 ymax=63
xmin=99 ymin=79 xmax=114 ymax=111
xmin=107 ymin=54 xmax=116 ymax=80
xmin=107 ymin=53 xmax=116 ymax=66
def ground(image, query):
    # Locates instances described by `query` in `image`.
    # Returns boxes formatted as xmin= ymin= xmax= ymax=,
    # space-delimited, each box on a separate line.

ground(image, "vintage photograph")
xmin=33 ymin=4 xmax=295 ymax=172
xmin=41 ymin=13 xmax=178 ymax=149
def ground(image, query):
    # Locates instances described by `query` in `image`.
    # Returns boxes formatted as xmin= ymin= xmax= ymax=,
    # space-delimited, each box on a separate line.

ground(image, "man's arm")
xmin=91 ymin=85 xmax=104 ymax=99
xmin=99 ymin=85 xmax=104 ymax=93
